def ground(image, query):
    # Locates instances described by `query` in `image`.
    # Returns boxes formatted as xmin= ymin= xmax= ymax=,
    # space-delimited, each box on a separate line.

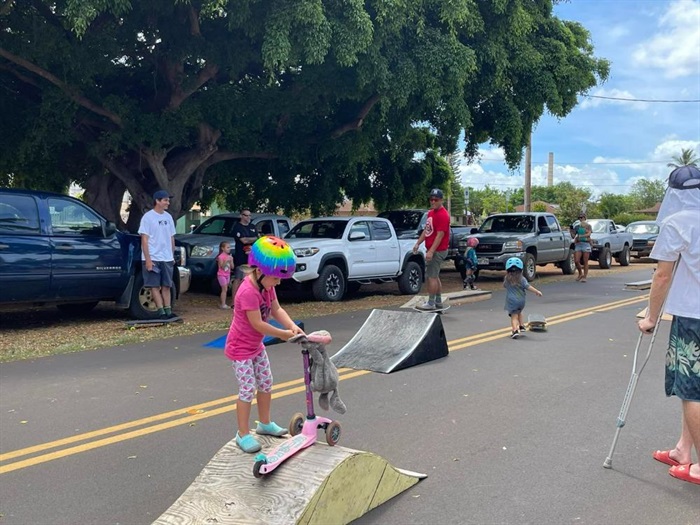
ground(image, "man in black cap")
xmin=138 ymin=190 xmax=177 ymax=319
xmin=413 ymin=188 xmax=451 ymax=310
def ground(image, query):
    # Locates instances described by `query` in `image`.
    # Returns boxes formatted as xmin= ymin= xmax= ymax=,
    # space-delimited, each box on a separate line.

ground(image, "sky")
xmin=458 ymin=0 xmax=700 ymax=198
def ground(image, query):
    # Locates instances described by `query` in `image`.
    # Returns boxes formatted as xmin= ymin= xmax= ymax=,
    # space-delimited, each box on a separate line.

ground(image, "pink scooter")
xmin=253 ymin=332 xmax=341 ymax=478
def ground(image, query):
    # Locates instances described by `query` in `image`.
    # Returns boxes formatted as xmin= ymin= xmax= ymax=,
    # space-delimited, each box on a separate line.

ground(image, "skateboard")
xmin=527 ymin=314 xmax=547 ymax=331
xmin=125 ymin=316 xmax=183 ymax=329
xmin=413 ymin=305 xmax=450 ymax=315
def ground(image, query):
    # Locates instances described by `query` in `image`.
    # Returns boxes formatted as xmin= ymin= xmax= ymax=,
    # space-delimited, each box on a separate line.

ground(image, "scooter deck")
xmin=125 ymin=316 xmax=183 ymax=329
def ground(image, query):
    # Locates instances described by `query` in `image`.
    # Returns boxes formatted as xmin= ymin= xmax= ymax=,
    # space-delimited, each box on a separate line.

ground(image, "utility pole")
xmin=524 ymin=132 xmax=532 ymax=212
xmin=547 ymin=152 xmax=554 ymax=187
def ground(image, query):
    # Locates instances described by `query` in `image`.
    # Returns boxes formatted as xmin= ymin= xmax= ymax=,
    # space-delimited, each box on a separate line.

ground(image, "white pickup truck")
xmin=284 ymin=216 xmax=426 ymax=301
xmin=576 ymin=219 xmax=634 ymax=268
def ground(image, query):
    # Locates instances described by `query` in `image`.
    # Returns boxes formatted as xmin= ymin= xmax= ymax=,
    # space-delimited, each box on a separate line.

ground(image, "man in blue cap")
xmin=138 ymin=190 xmax=177 ymax=319
xmin=639 ymin=165 xmax=700 ymax=485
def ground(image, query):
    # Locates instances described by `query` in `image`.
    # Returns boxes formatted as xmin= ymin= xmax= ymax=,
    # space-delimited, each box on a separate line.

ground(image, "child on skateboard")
xmin=503 ymin=257 xmax=542 ymax=339
xmin=224 ymin=236 xmax=305 ymax=453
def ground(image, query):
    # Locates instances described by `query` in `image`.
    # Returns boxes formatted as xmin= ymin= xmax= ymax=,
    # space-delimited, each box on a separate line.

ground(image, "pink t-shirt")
xmin=216 ymin=252 xmax=232 ymax=278
xmin=224 ymin=277 xmax=277 ymax=361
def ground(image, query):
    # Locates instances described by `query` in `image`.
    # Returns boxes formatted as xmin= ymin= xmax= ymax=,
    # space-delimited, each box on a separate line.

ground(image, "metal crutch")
xmin=603 ymin=264 xmax=676 ymax=469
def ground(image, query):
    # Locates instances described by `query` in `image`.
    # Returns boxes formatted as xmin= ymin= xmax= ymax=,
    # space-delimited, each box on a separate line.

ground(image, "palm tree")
xmin=667 ymin=148 xmax=699 ymax=168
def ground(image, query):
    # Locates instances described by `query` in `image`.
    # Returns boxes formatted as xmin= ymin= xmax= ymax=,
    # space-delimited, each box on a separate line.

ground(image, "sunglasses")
xmin=241 ymin=213 xmax=251 ymax=217
xmin=429 ymin=198 xmax=440 ymax=202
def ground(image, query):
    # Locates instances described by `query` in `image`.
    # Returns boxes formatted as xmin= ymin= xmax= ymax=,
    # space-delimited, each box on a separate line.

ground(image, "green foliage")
xmin=629 ymin=179 xmax=666 ymax=209
xmin=598 ymin=192 xmax=635 ymax=218
xmin=612 ymin=212 xmax=655 ymax=226
xmin=0 ymin=0 xmax=608 ymax=227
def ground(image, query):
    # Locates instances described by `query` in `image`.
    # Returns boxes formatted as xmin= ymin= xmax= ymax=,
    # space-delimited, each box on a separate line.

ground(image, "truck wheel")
xmin=56 ymin=302 xmax=99 ymax=315
xmin=523 ymin=253 xmax=537 ymax=281
xmin=599 ymin=246 xmax=612 ymax=269
xmin=616 ymin=245 xmax=630 ymax=266
xmin=560 ymin=249 xmax=575 ymax=275
xmin=128 ymin=272 xmax=176 ymax=319
xmin=312 ymin=265 xmax=345 ymax=302
xmin=398 ymin=261 xmax=423 ymax=295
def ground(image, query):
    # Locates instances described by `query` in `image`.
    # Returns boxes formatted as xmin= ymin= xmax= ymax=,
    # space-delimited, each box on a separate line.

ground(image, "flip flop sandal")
xmin=668 ymin=464 xmax=700 ymax=485
xmin=653 ymin=449 xmax=680 ymax=467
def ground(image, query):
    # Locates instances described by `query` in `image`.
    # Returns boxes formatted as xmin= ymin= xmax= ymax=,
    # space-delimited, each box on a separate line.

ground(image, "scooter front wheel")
xmin=253 ymin=459 xmax=266 ymax=478
xmin=325 ymin=421 xmax=341 ymax=446
xmin=289 ymin=412 xmax=305 ymax=436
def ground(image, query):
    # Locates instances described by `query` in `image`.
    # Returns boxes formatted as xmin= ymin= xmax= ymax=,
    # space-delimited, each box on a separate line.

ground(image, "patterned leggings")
xmin=232 ymin=350 xmax=273 ymax=403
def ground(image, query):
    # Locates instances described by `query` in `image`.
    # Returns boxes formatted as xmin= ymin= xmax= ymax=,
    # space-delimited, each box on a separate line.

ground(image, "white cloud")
xmin=632 ymin=0 xmax=700 ymax=79
xmin=579 ymin=88 xmax=649 ymax=110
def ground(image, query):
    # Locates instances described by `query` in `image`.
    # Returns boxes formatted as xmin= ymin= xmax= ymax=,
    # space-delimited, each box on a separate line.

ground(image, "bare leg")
xmin=518 ymin=312 xmax=524 ymax=328
xmin=427 ymin=277 xmax=439 ymax=297
xmin=582 ymin=252 xmax=590 ymax=280
xmin=510 ymin=314 xmax=519 ymax=332
xmin=237 ymin=399 xmax=252 ymax=436
xmin=161 ymin=285 xmax=171 ymax=308
xmin=668 ymin=405 xmax=694 ymax=464
xmin=257 ymin=391 xmax=272 ymax=425
xmin=682 ymin=400 xmax=700 ymax=477
xmin=150 ymin=287 xmax=164 ymax=309
xmin=220 ymin=283 xmax=228 ymax=307
xmin=574 ymin=251 xmax=582 ymax=279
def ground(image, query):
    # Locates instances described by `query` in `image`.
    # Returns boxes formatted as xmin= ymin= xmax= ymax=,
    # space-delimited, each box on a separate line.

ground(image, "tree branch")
xmin=329 ymin=94 xmax=381 ymax=139
xmin=0 ymin=62 xmax=41 ymax=89
xmin=0 ymin=48 xmax=123 ymax=127
xmin=168 ymin=62 xmax=219 ymax=110
xmin=188 ymin=5 xmax=201 ymax=36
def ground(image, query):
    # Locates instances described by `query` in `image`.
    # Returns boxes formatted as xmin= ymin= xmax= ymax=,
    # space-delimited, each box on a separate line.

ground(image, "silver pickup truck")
xmin=581 ymin=219 xmax=633 ymax=268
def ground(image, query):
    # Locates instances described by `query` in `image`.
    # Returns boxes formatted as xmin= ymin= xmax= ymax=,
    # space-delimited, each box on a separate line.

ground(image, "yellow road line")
xmin=0 ymin=294 xmax=648 ymax=475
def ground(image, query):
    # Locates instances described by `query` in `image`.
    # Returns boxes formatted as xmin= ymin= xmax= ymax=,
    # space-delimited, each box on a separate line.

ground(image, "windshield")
xmin=627 ymin=223 xmax=659 ymax=234
xmin=194 ymin=217 xmax=240 ymax=236
xmin=587 ymin=220 xmax=608 ymax=233
xmin=480 ymin=215 xmax=534 ymax=233
xmin=286 ymin=220 xmax=347 ymax=239
xmin=377 ymin=211 xmax=426 ymax=231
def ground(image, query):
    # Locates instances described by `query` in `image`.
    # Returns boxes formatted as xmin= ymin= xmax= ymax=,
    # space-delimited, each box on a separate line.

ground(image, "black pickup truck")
xmin=377 ymin=209 xmax=472 ymax=263
xmin=0 ymin=189 xmax=191 ymax=319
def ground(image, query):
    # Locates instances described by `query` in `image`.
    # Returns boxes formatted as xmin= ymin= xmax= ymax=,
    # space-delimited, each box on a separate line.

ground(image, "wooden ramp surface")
xmin=153 ymin=435 xmax=425 ymax=525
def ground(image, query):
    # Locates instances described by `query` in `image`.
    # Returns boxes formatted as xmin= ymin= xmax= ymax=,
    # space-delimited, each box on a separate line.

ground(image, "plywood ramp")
xmin=153 ymin=434 xmax=425 ymax=525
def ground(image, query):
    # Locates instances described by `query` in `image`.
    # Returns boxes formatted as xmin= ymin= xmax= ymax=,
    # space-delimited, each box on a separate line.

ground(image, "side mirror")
xmin=470 ymin=227 xmax=478 ymax=234
xmin=104 ymin=221 xmax=118 ymax=237
xmin=349 ymin=231 xmax=366 ymax=241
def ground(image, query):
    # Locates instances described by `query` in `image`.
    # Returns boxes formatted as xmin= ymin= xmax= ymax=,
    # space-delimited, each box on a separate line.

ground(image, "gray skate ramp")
xmin=330 ymin=309 xmax=448 ymax=373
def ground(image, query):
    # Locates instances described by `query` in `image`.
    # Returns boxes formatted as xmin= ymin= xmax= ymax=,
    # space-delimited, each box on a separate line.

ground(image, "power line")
xmin=584 ymin=94 xmax=700 ymax=103
xmin=477 ymin=158 xmax=671 ymax=165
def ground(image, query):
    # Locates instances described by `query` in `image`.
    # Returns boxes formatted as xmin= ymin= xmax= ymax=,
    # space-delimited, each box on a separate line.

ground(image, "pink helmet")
xmin=467 ymin=237 xmax=479 ymax=248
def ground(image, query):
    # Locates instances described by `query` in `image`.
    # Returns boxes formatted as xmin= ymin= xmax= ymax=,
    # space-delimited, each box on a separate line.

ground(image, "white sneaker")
xmin=417 ymin=301 xmax=436 ymax=310
xmin=219 ymin=304 xmax=230 ymax=309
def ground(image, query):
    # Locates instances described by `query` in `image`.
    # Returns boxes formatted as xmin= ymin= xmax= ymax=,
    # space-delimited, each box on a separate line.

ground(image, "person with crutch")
xmin=638 ymin=165 xmax=700 ymax=485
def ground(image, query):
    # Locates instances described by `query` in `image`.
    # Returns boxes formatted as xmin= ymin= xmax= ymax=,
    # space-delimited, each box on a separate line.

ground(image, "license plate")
xmin=477 ymin=257 xmax=489 ymax=265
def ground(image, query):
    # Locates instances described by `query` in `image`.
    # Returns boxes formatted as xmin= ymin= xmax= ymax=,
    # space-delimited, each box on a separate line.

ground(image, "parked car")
xmin=582 ymin=219 xmax=633 ymax=268
xmin=175 ymin=212 xmax=293 ymax=292
xmin=284 ymin=216 xmax=425 ymax=301
xmin=460 ymin=212 xmax=575 ymax=281
xmin=625 ymin=221 xmax=660 ymax=259
xmin=0 ymin=188 xmax=191 ymax=319
xmin=377 ymin=209 xmax=472 ymax=263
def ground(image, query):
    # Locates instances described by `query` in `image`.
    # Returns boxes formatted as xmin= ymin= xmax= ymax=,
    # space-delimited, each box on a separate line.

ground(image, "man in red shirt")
xmin=413 ymin=188 xmax=451 ymax=310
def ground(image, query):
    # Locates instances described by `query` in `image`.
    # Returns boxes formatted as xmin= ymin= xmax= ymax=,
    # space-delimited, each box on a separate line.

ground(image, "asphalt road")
xmin=1 ymin=269 xmax=698 ymax=525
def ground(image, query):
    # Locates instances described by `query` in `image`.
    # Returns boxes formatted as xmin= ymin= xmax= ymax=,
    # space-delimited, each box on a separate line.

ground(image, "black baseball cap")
xmin=429 ymin=188 xmax=444 ymax=199
xmin=669 ymin=165 xmax=700 ymax=190
xmin=153 ymin=190 xmax=173 ymax=200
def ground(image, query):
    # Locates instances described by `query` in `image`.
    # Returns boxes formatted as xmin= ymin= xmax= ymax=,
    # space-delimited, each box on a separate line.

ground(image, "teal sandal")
xmin=255 ymin=421 xmax=288 ymax=437
xmin=236 ymin=432 xmax=262 ymax=453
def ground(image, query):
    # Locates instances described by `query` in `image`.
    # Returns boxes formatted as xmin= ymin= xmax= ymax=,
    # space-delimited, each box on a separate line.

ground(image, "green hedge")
xmin=612 ymin=212 xmax=656 ymax=226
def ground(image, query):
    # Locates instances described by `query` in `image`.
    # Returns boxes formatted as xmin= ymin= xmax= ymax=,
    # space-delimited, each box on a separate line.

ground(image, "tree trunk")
xmin=83 ymin=172 xmax=128 ymax=230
